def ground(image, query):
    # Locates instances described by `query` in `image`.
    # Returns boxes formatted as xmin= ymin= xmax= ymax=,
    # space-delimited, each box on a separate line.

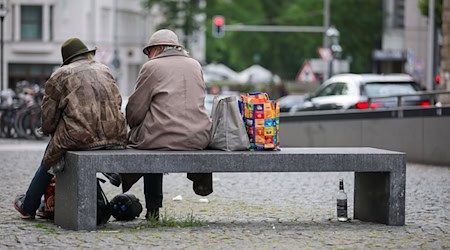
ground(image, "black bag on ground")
xmin=97 ymin=178 xmax=112 ymax=225
xmin=109 ymin=194 xmax=143 ymax=221
xmin=38 ymin=177 xmax=111 ymax=225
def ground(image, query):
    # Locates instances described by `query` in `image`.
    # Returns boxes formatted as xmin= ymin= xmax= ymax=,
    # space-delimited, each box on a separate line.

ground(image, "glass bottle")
xmin=336 ymin=178 xmax=348 ymax=222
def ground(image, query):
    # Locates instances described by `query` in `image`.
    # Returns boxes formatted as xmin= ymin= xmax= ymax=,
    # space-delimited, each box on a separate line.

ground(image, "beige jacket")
xmin=41 ymin=59 xmax=128 ymax=166
xmin=126 ymin=49 xmax=211 ymax=150
xmin=123 ymin=49 xmax=211 ymax=193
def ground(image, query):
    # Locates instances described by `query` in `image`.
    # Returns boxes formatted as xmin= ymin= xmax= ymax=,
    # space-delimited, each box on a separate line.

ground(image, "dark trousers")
xmin=144 ymin=173 xmax=163 ymax=209
xmin=22 ymin=160 xmax=53 ymax=215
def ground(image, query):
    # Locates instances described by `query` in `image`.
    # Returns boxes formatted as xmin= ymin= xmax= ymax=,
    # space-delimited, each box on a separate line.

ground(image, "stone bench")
xmin=55 ymin=147 xmax=406 ymax=231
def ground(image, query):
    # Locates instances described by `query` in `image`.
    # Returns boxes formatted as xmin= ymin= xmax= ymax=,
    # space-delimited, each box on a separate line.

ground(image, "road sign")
xmin=318 ymin=47 xmax=332 ymax=61
xmin=296 ymin=62 xmax=317 ymax=82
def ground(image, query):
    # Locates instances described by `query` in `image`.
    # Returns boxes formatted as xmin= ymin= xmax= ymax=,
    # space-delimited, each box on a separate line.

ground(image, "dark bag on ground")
xmin=39 ymin=177 xmax=112 ymax=225
xmin=38 ymin=177 xmax=56 ymax=220
xmin=97 ymin=178 xmax=112 ymax=225
xmin=109 ymin=193 xmax=143 ymax=221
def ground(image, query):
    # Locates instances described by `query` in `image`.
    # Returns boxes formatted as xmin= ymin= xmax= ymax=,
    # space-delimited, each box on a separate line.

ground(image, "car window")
xmin=316 ymin=82 xmax=347 ymax=97
xmin=315 ymin=83 xmax=335 ymax=97
xmin=333 ymin=82 xmax=348 ymax=95
xmin=364 ymin=82 xmax=420 ymax=96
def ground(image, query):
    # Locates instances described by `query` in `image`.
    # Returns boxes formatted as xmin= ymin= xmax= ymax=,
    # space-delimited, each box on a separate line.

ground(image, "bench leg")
xmin=55 ymin=162 xmax=97 ymax=231
xmin=354 ymin=171 xmax=405 ymax=226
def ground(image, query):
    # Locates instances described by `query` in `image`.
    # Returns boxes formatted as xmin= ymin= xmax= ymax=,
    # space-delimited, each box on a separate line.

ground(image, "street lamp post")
xmin=0 ymin=0 xmax=9 ymax=91
xmin=326 ymin=26 xmax=342 ymax=78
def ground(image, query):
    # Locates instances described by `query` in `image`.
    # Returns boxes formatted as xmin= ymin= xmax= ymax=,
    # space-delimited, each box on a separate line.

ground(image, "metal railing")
xmin=367 ymin=90 xmax=450 ymax=107
xmin=367 ymin=90 xmax=450 ymax=117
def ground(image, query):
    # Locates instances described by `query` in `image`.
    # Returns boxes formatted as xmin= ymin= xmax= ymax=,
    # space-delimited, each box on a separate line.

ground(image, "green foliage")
xmin=206 ymin=0 xmax=383 ymax=78
xmin=418 ymin=0 xmax=443 ymax=27
xmin=330 ymin=0 xmax=383 ymax=73
xmin=142 ymin=0 xmax=384 ymax=79
xmin=142 ymin=0 xmax=204 ymax=50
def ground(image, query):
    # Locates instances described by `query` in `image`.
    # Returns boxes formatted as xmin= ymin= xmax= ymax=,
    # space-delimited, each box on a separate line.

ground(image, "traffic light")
xmin=212 ymin=15 xmax=225 ymax=38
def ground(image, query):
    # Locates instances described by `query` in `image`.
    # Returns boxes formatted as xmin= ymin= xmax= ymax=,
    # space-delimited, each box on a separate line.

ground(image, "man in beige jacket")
xmin=125 ymin=29 xmax=212 ymax=219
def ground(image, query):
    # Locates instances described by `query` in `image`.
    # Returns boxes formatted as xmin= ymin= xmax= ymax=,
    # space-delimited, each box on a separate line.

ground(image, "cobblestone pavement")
xmin=0 ymin=138 xmax=449 ymax=249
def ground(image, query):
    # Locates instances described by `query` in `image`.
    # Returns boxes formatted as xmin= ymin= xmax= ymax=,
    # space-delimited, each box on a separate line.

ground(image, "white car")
xmin=294 ymin=73 xmax=430 ymax=112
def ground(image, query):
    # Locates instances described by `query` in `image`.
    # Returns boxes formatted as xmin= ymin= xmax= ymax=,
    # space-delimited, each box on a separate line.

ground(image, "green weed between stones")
xmin=140 ymin=211 xmax=205 ymax=229
xmin=35 ymin=223 xmax=57 ymax=234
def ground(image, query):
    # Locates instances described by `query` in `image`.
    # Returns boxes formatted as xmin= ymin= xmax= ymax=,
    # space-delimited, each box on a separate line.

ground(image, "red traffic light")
xmin=212 ymin=15 xmax=225 ymax=38
xmin=213 ymin=16 xmax=224 ymax=27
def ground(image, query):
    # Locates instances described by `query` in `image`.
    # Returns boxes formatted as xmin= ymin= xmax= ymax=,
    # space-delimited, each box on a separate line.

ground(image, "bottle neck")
xmin=339 ymin=180 xmax=344 ymax=190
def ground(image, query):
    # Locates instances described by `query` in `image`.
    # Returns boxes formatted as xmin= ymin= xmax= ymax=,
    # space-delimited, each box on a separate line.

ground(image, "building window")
xmin=8 ymin=63 xmax=58 ymax=89
xmin=393 ymin=0 xmax=404 ymax=28
xmin=21 ymin=5 xmax=43 ymax=40
xmin=49 ymin=5 xmax=53 ymax=41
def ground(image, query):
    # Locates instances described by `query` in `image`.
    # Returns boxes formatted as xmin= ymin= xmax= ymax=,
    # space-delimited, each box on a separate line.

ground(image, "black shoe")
xmin=193 ymin=181 xmax=213 ymax=196
xmin=187 ymin=173 xmax=213 ymax=196
xmin=103 ymin=173 xmax=122 ymax=187
xmin=145 ymin=208 xmax=160 ymax=220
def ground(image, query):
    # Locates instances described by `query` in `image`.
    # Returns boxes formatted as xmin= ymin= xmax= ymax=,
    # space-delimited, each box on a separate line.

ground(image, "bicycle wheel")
xmin=29 ymin=106 xmax=45 ymax=140
xmin=14 ymin=108 xmax=31 ymax=139
xmin=2 ymin=108 xmax=17 ymax=138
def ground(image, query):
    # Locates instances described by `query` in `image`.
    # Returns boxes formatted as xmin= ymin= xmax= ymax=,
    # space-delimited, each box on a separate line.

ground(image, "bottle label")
xmin=336 ymin=199 xmax=347 ymax=218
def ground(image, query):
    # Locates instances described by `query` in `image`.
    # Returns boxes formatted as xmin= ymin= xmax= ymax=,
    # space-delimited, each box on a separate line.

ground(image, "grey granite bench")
xmin=55 ymin=147 xmax=406 ymax=231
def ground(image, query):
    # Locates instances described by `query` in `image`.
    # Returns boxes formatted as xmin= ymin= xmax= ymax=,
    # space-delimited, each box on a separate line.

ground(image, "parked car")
xmin=277 ymin=94 xmax=306 ymax=112
xmin=293 ymin=73 xmax=430 ymax=112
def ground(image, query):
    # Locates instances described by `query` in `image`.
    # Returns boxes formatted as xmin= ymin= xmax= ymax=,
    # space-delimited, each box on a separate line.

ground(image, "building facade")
xmin=441 ymin=0 xmax=450 ymax=103
xmin=373 ymin=0 xmax=435 ymax=89
xmin=1 ymin=0 xmax=205 ymax=97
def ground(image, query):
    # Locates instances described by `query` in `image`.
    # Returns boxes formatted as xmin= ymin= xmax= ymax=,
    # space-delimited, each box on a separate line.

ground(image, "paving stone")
xmin=0 ymin=138 xmax=448 ymax=249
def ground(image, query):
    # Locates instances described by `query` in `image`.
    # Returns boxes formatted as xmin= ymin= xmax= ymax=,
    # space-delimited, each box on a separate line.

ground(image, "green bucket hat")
xmin=61 ymin=38 xmax=96 ymax=66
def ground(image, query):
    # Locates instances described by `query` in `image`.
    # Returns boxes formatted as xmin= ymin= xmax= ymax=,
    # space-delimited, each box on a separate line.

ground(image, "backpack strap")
xmin=97 ymin=178 xmax=108 ymax=201
xmin=96 ymin=178 xmax=112 ymax=225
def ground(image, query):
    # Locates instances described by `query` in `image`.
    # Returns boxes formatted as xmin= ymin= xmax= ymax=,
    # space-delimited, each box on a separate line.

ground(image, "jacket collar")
xmin=151 ymin=48 xmax=189 ymax=61
xmin=67 ymin=54 xmax=90 ymax=65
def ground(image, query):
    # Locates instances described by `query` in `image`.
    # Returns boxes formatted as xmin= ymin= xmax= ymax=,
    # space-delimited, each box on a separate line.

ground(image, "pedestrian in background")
xmin=13 ymin=38 xmax=128 ymax=219
xmin=123 ymin=29 xmax=212 ymax=220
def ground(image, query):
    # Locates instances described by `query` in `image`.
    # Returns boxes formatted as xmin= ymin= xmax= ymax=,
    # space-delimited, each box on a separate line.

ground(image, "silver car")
xmin=295 ymin=73 xmax=430 ymax=112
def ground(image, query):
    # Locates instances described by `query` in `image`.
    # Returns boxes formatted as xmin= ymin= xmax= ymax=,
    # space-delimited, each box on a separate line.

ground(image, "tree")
xmin=330 ymin=0 xmax=383 ymax=74
xmin=206 ymin=0 xmax=383 ymax=79
xmin=205 ymin=0 xmax=324 ymax=78
xmin=143 ymin=0 xmax=384 ymax=80
xmin=142 ymin=0 xmax=204 ymax=51
xmin=418 ymin=0 xmax=443 ymax=28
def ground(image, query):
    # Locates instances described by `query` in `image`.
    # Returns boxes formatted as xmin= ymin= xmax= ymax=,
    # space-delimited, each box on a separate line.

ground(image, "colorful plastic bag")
xmin=240 ymin=92 xmax=280 ymax=151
